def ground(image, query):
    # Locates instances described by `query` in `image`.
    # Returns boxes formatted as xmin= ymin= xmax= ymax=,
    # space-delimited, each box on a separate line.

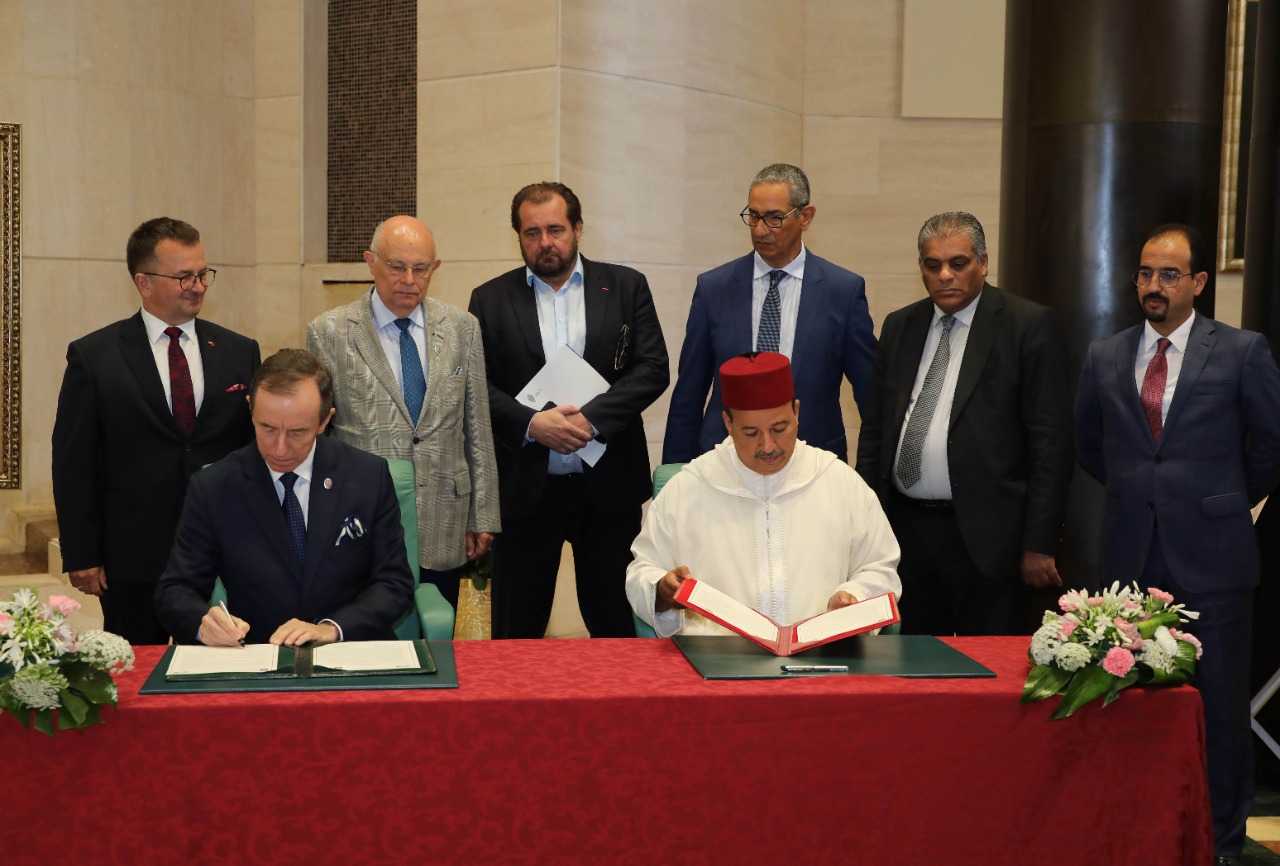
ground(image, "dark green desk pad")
xmin=140 ymin=641 xmax=458 ymax=694
xmin=673 ymin=634 xmax=995 ymax=680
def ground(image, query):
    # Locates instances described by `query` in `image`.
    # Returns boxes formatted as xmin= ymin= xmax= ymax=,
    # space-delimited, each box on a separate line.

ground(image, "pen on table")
xmin=780 ymin=664 xmax=849 ymax=674
xmin=218 ymin=600 xmax=245 ymax=647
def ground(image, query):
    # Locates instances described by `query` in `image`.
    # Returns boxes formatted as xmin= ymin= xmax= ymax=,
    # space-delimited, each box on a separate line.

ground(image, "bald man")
xmin=307 ymin=216 xmax=500 ymax=610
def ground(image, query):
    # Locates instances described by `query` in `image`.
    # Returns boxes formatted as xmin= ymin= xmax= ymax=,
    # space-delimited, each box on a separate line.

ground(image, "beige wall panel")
xmin=255 ymin=0 xmax=301 ymax=98
xmin=252 ymin=263 xmax=304 ymax=352
xmin=421 ymin=71 xmax=557 ymax=171
xmin=200 ymin=264 xmax=259 ymax=339
xmin=420 ymin=0 xmax=557 ymax=80
xmin=21 ymin=76 xmax=79 ymax=259
xmin=901 ymin=0 xmax=1005 ymax=119
xmin=877 ymin=119 xmax=1002 ymax=200
xmin=221 ymin=0 xmax=256 ymax=99
xmin=563 ymin=0 xmax=803 ymax=112
xmin=77 ymin=81 xmax=134 ymax=261
xmin=24 ymin=0 xmax=76 ymax=78
xmin=802 ymin=116 xmax=883 ymax=197
xmin=427 ymin=259 xmax=522 ymax=312
xmin=219 ymin=97 xmax=258 ymax=265
xmin=0 ymin=3 xmax=20 ymax=78
xmin=0 ymin=76 xmax=18 ymax=119
xmin=254 ymin=95 xmax=301 ymax=263
xmin=127 ymin=87 xmax=183 ymax=220
xmin=419 ymin=162 xmax=556 ymax=264
xmin=860 ymin=271 xmax=932 ymax=332
xmin=804 ymin=0 xmax=902 ymax=117
xmin=76 ymin=0 xmax=136 ymax=87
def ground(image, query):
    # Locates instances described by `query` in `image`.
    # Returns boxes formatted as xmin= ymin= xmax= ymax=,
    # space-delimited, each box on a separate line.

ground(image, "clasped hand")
xmin=529 ymin=405 xmax=593 ymax=454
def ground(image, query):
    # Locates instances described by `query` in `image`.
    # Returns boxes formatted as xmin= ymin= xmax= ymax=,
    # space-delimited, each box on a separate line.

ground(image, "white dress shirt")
xmin=369 ymin=289 xmax=428 ymax=390
xmin=750 ymin=245 xmax=806 ymax=358
xmin=527 ymin=256 xmax=591 ymax=475
xmin=140 ymin=308 xmax=205 ymax=414
xmin=893 ymin=292 xmax=982 ymax=500
xmin=1133 ymin=311 xmax=1196 ymax=425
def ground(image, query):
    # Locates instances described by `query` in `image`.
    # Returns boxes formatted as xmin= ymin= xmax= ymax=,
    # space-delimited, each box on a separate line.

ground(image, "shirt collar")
xmin=141 ymin=308 xmax=197 ymax=344
xmin=265 ymin=439 xmax=318 ymax=487
xmin=369 ymin=288 xmax=425 ymax=332
xmin=753 ymin=244 xmax=807 ymax=282
xmin=932 ymin=290 xmax=982 ymax=327
xmin=527 ymin=255 xmax=585 ymax=294
xmin=1141 ymin=310 xmax=1195 ymax=355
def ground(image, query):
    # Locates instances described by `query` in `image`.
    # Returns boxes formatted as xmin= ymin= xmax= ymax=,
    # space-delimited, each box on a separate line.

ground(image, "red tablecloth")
xmin=5 ymin=637 xmax=1211 ymax=865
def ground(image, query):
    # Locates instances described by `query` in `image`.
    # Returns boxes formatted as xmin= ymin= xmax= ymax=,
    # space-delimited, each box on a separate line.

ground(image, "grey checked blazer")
xmin=307 ymin=292 xmax=501 ymax=570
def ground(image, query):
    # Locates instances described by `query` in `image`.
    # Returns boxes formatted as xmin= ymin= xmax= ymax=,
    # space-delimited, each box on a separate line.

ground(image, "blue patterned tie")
xmin=280 ymin=472 xmax=307 ymax=564
xmin=756 ymin=269 xmax=785 ymax=353
xmin=395 ymin=318 xmax=426 ymax=423
xmin=896 ymin=315 xmax=956 ymax=489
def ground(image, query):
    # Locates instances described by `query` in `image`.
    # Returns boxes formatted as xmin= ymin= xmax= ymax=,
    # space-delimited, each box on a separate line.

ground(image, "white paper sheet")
xmin=687 ymin=580 xmax=780 ymax=642
xmin=515 ymin=345 xmax=610 ymax=466
xmin=312 ymin=640 xmax=421 ymax=671
xmin=168 ymin=644 xmax=280 ymax=676
xmin=794 ymin=594 xmax=894 ymax=644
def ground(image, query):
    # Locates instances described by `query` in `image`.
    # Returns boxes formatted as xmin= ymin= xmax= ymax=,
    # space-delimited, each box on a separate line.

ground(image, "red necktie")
xmin=1140 ymin=337 xmax=1171 ymax=442
xmin=165 ymin=326 xmax=196 ymax=436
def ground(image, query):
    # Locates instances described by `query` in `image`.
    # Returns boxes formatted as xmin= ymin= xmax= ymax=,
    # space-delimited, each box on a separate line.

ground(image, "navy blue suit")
xmin=1076 ymin=314 xmax=1280 ymax=857
xmin=154 ymin=438 xmax=415 ymax=645
xmin=662 ymin=251 xmax=876 ymax=463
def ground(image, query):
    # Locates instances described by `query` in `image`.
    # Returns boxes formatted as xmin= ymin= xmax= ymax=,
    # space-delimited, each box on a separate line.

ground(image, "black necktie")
xmin=757 ymin=269 xmax=785 ymax=352
xmin=280 ymin=471 xmax=307 ymax=564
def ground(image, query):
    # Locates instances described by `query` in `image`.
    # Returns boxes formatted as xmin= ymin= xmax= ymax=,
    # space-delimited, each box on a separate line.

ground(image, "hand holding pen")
xmin=198 ymin=600 xmax=250 ymax=647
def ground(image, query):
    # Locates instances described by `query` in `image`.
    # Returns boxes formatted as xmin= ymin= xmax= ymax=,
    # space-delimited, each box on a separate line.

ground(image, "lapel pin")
xmin=323 ymin=478 xmax=333 ymax=490
xmin=601 ymin=286 xmax=610 ymax=291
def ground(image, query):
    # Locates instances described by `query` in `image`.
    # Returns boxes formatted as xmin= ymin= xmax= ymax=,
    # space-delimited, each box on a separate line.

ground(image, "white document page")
xmin=312 ymin=640 xmax=420 ymax=671
xmin=168 ymin=644 xmax=280 ymax=676
xmin=515 ymin=345 xmax=609 ymax=466
xmin=687 ymin=581 xmax=780 ymax=643
xmin=794 ymin=594 xmax=894 ymax=645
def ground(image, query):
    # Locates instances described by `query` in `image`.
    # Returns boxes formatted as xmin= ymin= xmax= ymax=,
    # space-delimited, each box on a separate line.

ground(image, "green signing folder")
xmin=139 ymin=640 xmax=459 ymax=694
xmin=673 ymin=633 xmax=995 ymax=680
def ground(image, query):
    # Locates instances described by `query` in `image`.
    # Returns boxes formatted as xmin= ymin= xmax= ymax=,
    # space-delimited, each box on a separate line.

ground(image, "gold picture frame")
xmin=0 ymin=123 xmax=21 ymax=489
xmin=1218 ymin=0 xmax=1257 ymax=272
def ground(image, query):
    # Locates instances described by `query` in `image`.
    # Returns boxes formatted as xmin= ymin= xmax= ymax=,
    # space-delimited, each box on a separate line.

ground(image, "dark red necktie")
xmin=165 ymin=326 xmax=196 ymax=436
xmin=1140 ymin=337 xmax=1171 ymax=442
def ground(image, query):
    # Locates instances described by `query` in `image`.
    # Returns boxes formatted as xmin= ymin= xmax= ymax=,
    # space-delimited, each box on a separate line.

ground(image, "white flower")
xmin=1139 ymin=643 xmax=1175 ymax=674
xmin=1154 ymin=625 xmax=1178 ymax=656
xmin=1054 ymin=642 xmax=1093 ymax=672
xmin=76 ymin=630 xmax=134 ymax=673
xmin=1030 ymin=624 xmax=1062 ymax=665
xmin=5 ymin=664 xmax=68 ymax=710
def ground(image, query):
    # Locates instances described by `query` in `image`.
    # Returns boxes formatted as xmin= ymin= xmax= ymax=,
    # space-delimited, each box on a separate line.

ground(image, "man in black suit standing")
xmin=155 ymin=349 xmax=414 ymax=646
xmin=52 ymin=217 xmax=261 ymax=644
xmin=468 ymin=182 xmax=669 ymax=638
xmin=856 ymin=212 xmax=1072 ymax=635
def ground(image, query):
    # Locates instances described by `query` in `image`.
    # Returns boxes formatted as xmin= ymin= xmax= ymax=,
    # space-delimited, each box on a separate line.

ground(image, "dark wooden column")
xmin=1242 ymin=0 xmax=1280 ymax=344
xmin=999 ymin=0 xmax=1228 ymax=588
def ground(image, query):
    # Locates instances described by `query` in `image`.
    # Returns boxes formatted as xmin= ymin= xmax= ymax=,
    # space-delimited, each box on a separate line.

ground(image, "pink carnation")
xmin=48 ymin=595 xmax=81 ymax=616
xmin=1148 ymin=588 xmax=1174 ymax=604
xmin=1059 ymin=619 xmax=1078 ymax=639
xmin=1102 ymin=647 xmax=1136 ymax=677
xmin=1113 ymin=617 xmax=1141 ymax=644
xmin=1171 ymin=629 xmax=1204 ymax=660
xmin=0 ymin=611 xmax=11 ymax=631
xmin=1123 ymin=599 xmax=1141 ymax=610
xmin=1058 ymin=593 xmax=1079 ymax=612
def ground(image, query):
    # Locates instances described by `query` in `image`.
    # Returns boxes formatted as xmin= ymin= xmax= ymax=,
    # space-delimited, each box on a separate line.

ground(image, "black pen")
xmin=780 ymin=664 xmax=848 ymax=673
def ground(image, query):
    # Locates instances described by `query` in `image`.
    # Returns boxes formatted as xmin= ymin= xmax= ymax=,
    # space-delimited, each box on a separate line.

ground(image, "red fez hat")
xmin=719 ymin=352 xmax=795 ymax=410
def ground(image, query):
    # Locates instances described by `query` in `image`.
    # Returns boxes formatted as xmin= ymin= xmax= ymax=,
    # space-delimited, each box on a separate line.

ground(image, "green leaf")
xmin=1102 ymin=671 xmax=1140 ymax=706
xmin=67 ymin=667 xmax=116 ymax=705
xmin=1 ymin=702 xmax=32 ymax=729
xmin=32 ymin=708 xmax=56 ymax=736
xmin=59 ymin=689 xmax=89 ymax=726
xmin=1135 ymin=611 xmax=1179 ymax=639
xmin=1021 ymin=664 xmax=1073 ymax=703
xmin=1051 ymin=664 xmax=1116 ymax=719
xmin=80 ymin=702 xmax=103 ymax=728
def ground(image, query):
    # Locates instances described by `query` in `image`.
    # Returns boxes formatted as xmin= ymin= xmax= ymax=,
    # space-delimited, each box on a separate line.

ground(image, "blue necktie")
xmin=395 ymin=318 xmax=426 ymax=423
xmin=280 ymin=472 xmax=307 ymax=565
xmin=757 ymin=269 xmax=785 ymax=352
xmin=896 ymin=315 xmax=956 ymax=489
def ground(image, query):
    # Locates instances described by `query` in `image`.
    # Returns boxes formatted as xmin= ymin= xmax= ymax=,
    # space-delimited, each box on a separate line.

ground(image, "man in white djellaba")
xmin=627 ymin=352 xmax=902 ymax=637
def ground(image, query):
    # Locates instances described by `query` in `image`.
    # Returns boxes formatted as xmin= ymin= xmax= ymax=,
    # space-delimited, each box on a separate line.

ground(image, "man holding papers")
xmin=155 ymin=349 xmax=415 ymax=646
xmin=627 ymin=353 xmax=901 ymax=637
xmin=468 ymin=182 xmax=669 ymax=638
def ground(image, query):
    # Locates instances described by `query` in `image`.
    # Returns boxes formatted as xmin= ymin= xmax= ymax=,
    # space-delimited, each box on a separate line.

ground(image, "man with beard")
xmin=1076 ymin=223 xmax=1280 ymax=866
xmin=468 ymin=182 xmax=669 ymax=638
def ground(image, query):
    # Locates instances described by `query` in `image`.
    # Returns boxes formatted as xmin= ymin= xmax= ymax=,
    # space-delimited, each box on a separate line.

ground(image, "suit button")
xmin=412 ymin=437 xmax=421 ymax=445
xmin=1154 ymin=456 xmax=1163 ymax=464
xmin=1147 ymin=501 xmax=1154 ymax=509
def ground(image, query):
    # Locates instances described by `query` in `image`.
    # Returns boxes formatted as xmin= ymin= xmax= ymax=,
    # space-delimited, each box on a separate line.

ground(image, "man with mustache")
xmin=1076 ymin=223 xmax=1280 ymax=866
xmin=627 ymin=352 xmax=900 ymax=636
xmin=468 ymin=182 xmax=669 ymax=638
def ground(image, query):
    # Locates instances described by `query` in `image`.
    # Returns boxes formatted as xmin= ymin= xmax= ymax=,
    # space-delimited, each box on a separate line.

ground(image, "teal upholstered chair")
xmin=211 ymin=457 xmax=455 ymax=640
xmin=632 ymin=461 xmax=901 ymax=637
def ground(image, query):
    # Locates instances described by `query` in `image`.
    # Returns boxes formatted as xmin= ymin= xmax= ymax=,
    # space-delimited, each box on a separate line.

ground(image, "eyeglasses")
xmin=1133 ymin=268 xmax=1192 ymax=289
xmin=373 ymin=253 xmax=435 ymax=281
xmin=141 ymin=269 xmax=217 ymax=291
xmin=740 ymin=206 xmax=801 ymax=229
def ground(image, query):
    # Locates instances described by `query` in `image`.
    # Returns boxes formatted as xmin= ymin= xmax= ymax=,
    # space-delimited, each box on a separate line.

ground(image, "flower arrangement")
xmin=1021 ymin=582 xmax=1200 ymax=720
xmin=0 ymin=588 xmax=134 ymax=735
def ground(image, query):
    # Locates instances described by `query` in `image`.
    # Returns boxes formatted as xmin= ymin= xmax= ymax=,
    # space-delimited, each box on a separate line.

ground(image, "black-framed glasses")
xmin=373 ymin=253 xmax=435 ymax=281
xmin=142 ymin=269 xmax=217 ymax=291
xmin=740 ymin=206 xmax=801 ymax=229
xmin=1133 ymin=268 xmax=1192 ymax=289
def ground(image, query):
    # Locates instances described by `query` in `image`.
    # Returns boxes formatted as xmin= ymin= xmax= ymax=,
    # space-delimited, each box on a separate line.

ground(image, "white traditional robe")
xmin=627 ymin=438 xmax=902 ymax=637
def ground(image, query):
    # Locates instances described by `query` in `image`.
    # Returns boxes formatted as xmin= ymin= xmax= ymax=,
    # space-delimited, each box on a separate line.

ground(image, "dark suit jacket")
xmin=154 ymin=438 xmax=415 ymax=644
xmin=856 ymin=285 xmax=1073 ymax=580
xmin=662 ymin=251 xmax=877 ymax=463
xmin=467 ymin=257 xmax=670 ymax=519
xmin=1075 ymin=315 xmax=1280 ymax=592
xmin=52 ymin=313 xmax=260 ymax=584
